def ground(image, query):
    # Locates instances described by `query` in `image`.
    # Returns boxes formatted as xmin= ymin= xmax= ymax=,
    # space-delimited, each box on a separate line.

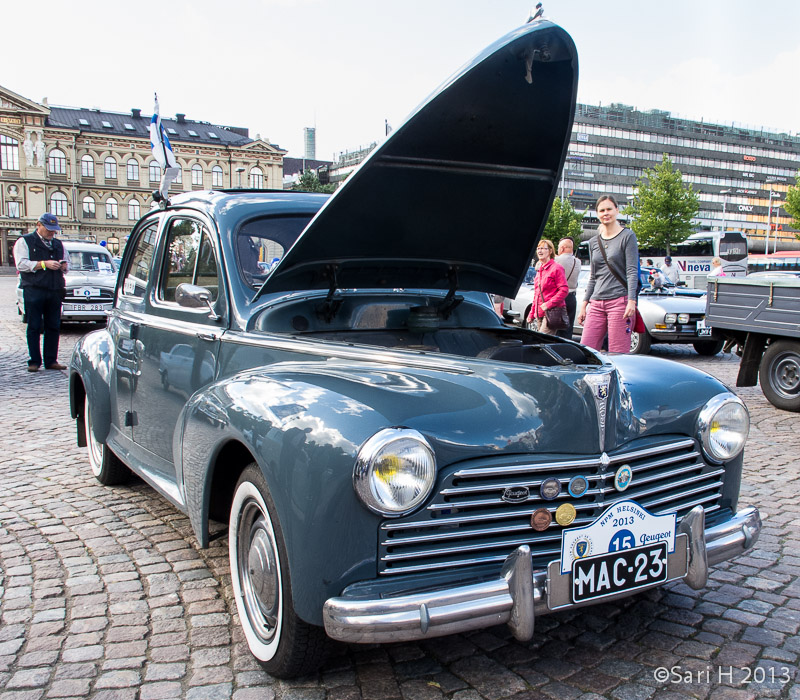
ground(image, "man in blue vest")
xmin=13 ymin=213 xmax=69 ymax=372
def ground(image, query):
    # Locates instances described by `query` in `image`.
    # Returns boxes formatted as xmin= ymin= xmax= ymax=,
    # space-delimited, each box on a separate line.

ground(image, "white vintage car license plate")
xmin=64 ymin=303 xmax=109 ymax=312
xmin=572 ymin=541 xmax=668 ymax=603
xmin=696 ymin=319 xmax=713 ymax=336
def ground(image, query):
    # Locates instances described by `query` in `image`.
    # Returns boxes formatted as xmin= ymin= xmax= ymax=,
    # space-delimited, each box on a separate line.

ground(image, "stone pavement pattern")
xmin=0 ymin=276 xmax=798 ymax=700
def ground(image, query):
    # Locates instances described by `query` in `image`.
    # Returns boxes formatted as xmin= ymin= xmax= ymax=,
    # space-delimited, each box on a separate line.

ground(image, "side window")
xmin=121 ymin=222 xmax=158 ymax=299
xmin=159 ymin=218 xmax=219 ymax=303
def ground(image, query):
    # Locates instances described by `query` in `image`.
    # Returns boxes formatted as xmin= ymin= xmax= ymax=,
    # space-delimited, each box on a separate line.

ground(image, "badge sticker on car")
xmin=559 ymin=500 xmax=676 ymax=574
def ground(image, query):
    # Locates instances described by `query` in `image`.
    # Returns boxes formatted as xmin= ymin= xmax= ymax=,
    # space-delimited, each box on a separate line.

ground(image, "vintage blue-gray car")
xmin=69 ymin=19 xmax=761 ymax=678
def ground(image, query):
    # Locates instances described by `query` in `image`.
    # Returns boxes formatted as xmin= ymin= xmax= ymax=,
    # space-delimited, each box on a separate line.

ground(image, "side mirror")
xmin=175 ymin=283 xmax=221 ymax=321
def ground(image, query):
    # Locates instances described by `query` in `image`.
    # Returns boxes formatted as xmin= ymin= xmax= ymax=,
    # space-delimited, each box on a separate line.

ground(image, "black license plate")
xmin=572 ymin=541 xmax=668 ymax=603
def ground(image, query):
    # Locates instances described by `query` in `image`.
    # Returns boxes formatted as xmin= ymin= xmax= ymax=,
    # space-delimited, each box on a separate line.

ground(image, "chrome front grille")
xmin=379 ymin=437 xmax=724 ymax=576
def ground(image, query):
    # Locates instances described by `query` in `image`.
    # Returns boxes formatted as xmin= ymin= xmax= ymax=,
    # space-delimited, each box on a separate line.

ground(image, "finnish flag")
xmin=150 ymin=94 xmax=181 ymax=199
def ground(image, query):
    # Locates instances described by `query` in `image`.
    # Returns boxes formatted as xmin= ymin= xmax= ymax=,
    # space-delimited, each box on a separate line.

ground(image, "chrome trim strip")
xmin=323 ymin=506 xmax=760 ymax=643
xmin=451 ymin=439 xmax=696 ymax=479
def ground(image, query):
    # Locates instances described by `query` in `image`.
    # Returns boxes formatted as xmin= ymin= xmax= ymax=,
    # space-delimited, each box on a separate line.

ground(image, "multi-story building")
xmin=0 ymin=85 xmax=286 ymax=266
xmin=561 ymin=103 xmax=799 ymax=251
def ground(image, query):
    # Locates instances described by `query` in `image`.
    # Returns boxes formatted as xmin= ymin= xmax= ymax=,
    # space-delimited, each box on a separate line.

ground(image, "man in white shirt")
xmin=555 ymin=238 xmax=581 ymax=338
xmin=13 ymin=214 xmax=70 ymax=371
xmin=660 ymin=255 xmax=680 ymax=284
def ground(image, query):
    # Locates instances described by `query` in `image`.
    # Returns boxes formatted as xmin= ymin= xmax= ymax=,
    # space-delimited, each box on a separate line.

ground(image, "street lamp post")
xmin=720 ymin=189 xmax=730 ymax=231
xmin=626 ymin=194 xmax=635 ymax=229
xmin=236 ymin=167 xmax=246 ymax=189
xmin=766 ymin=191 xmax=781 ymax=254
xmin=773 ymin=200 xmax=782 ymax=254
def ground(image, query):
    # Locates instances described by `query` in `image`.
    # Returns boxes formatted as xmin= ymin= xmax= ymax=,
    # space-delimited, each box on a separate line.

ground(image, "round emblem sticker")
xmin=572 ymin=537 xmax=592 ymax=559
xmin=567 ymin=475 xmax=588 ymax=498
xmin=614 ymin=465 xmax=633 ymax=492
xmin=530 ymin=508 xmax=552 ymax=531
xmin=539 ymin=477 xmax=561 ymax=501
xmin=555 ymin=502 xmax=577 ymax=526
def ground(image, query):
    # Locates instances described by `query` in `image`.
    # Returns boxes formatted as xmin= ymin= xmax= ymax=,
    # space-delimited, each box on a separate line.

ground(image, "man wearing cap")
xmin=660 ymin=255 xmax=680 ymax=285
xmin=13 ymin=214 xmax=69 ymax=372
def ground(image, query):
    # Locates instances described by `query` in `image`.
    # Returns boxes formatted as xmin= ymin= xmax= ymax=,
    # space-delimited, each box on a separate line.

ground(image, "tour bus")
xmin=748 ymin=251 xmax=800 ymax=275
xmin=580 ymin=231 xmax=748 ymax=289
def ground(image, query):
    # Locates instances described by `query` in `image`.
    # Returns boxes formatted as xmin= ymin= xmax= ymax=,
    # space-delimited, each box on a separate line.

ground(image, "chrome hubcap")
xmin=85 ymin=401 xmax=103 ymax=475
xmin=239 ymin=503 xmax=279 ymax=642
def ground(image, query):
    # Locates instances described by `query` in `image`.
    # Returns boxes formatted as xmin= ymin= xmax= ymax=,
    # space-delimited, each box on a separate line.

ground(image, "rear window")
xmin=236 ymin=215 xmax=313 ymax=289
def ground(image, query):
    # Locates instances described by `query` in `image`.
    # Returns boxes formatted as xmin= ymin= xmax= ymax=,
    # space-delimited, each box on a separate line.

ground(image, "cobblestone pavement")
xmin=0 ymin=275 xmax=798 ymax=700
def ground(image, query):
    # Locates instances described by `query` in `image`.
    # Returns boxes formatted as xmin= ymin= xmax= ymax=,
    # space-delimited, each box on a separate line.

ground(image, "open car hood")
xmin=261 ymin=20 xmax=578 ymax=300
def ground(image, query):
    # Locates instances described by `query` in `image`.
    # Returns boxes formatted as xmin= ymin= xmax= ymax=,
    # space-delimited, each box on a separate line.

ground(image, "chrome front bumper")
xmin=323 ymin=505 xmax=761 ymax=644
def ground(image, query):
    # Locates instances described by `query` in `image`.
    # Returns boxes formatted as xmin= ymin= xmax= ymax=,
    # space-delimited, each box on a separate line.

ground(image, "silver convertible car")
xmin=69 ymin=20 xmax=760 ymax=678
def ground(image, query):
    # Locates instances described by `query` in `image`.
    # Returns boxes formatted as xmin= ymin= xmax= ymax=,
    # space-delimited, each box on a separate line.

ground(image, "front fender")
xmin=69 ymin=329 xmax=114 ymax=444
xmin=179 ymin=369 xmax=391 ymax=625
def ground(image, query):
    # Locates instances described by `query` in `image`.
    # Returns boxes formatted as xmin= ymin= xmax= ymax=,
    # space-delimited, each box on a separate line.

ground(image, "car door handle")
xmin=197 ymin=332 xmax=219 ymax=341
xmin=128 ymin=323 xmax=139 ymax=340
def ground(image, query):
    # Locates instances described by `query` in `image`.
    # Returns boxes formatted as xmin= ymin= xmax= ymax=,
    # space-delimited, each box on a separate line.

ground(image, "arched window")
xmin=104 ymin=157 xmax=117 ymax=180
xmin=191 ymin=164 xmax=203 ymax=186
xmin=81 ymin=155 xmax=95 ymax=177
xmin=50 ymin=192 xmax=68 ymax=217
xmin=128 ymin=199 xmax=141 ymax=221
xmin=212 ymin=165 xmax=223 ymax=188
xmin=48 ymin=148 xmax=67 ymax=175
xmin=249 ymin=167 xmax=263 ymax=189
xmin=149 ymin=161 xmax=161 ymax=183
xmin=106 ymin=197 xmax=118 ymax=219
xmin=127 ymin=158 xmax=139 ymax=181
xmin=82 ymin=196 xmax=96 ymax=218
xmin=1 ymin=134 xmax=20 ymax=170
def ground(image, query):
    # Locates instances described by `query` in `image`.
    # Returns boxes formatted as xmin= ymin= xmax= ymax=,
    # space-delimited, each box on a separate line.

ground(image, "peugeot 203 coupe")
xmin=69 ymin=19 xmax=761 ymax=678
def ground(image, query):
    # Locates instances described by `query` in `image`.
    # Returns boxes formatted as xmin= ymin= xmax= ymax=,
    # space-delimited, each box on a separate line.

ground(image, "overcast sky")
xmin=5 ymin=1 xmax=799 ymax=161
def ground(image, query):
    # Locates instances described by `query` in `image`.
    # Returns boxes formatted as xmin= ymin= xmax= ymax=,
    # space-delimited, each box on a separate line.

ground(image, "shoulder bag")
xmin=596 ymin=233 xmax=646 ymax=334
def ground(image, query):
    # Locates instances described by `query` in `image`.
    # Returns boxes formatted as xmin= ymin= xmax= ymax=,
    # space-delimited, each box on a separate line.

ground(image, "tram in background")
xmin=748 ymin=251 xmax=800 ymax=275
xmin=580 ymin=231 xmax=749 ymax=289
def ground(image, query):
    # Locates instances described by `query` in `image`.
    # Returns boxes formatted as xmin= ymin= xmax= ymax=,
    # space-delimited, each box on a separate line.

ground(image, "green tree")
xmin=293 ymin=170 xmax=336 ymax=194
xmin=785 ymin=170 xmax=800 ymax=235
xmin=625 ymin=154 xmax=700 ymax=253
xmin=543 ymin=196 xmax=584 ymax=247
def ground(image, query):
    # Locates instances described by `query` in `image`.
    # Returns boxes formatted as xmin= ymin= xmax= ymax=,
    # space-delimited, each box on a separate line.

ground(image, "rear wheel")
xmin=84 ymin=396 xmax=128 ymax=484
xmin=229 ymin=464 xmax=329 ymax=678
xmin=692 ymin=340 xmax=724 ymax=356
xmin=630 ymin=330 xmax=652 ymax=355
xmin=759 ymin=340 xmax=800 ymax=412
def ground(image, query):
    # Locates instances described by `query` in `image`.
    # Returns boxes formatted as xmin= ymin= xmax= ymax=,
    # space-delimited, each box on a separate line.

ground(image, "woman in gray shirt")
xmin=577 ymin=195 xmax=639 ymax=353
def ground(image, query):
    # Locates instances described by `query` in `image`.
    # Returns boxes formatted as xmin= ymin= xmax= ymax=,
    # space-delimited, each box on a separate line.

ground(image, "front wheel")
xmin=84 ymin=396 xmax=128 ymax=485
xmin=630 ymin=330 xmax=652 ymax=355
xmin=692 ymin=339 xmax=724 ymax=356
xmin=759 ymin=340 xmax=800 ymax=412
xmin=229 ymin=464 xmax=329 ymax=678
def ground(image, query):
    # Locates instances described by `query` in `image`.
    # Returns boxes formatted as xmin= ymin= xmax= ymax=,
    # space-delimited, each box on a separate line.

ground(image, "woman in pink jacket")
xmin=527 ymin=239 xmax=569 ymax=334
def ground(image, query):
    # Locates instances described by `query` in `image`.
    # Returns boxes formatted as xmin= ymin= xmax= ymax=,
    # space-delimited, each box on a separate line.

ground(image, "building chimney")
xmin=176 ymin=113 xmax=186 ymax=124
xmin=132 ymin=108 xmax=141 ymax=118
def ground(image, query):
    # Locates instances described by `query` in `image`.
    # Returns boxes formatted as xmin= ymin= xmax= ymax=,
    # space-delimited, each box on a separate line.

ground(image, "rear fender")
xmin=69 ymin=330 xmax=114 ymax=444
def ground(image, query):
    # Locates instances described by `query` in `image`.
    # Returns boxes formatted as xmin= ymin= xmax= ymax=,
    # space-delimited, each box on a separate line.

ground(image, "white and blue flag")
xmin=150 ymin=94 xmax=181 ymax=199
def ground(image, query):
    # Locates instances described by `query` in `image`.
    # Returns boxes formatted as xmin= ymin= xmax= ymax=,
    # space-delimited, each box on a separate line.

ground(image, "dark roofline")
xmin=46 ymin=104 xmax=255 ymax=148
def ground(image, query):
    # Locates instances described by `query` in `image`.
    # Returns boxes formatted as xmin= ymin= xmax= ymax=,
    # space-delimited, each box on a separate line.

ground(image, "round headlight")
xmin=354 ymin=428 xmax=436 ymax=517
xmin=664 ymin=313 xmax=677 ymax=324
xmin=697 ymin=393 xmax=749 ymax=463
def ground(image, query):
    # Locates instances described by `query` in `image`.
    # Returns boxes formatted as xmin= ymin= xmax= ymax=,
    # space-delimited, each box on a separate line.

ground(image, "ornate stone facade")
xmin=0 ymin=85 xmax=286 ymax=264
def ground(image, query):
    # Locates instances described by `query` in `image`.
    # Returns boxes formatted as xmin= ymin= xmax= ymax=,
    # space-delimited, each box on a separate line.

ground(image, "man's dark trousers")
xmin=23 ymin=287 xmax=62 ymax=367
xmin=556 ymin=291 xmax=577 ymax=339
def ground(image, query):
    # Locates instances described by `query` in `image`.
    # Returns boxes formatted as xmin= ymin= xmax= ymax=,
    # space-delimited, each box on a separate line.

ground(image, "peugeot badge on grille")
xmin=501 ymin=486 xmax=529 ymax=503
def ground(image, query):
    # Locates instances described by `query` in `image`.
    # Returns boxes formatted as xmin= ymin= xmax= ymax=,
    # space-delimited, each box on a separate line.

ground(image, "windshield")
xmin=236 ymin=214 xmax=313 ymax=289
xmin=68 ymin=250 xmax=115 ymax=273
